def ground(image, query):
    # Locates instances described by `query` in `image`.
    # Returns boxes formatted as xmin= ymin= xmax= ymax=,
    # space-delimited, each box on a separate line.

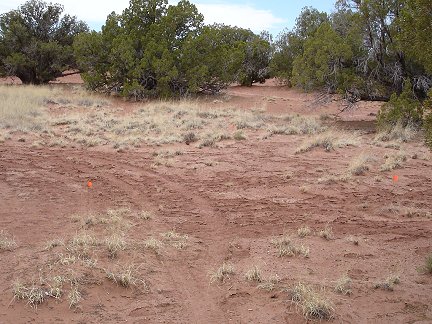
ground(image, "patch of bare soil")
xmin=1 ymin=81 xmax=431 ymax=323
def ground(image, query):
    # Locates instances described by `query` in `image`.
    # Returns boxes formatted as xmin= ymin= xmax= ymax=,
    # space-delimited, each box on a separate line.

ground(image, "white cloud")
xmin=1 ymin=1 xmax=285 ymax=32
xmin=196 ymin=3 xmax=285 ymax=32
xmin=51 ymin=0 xmax=129 ymax=23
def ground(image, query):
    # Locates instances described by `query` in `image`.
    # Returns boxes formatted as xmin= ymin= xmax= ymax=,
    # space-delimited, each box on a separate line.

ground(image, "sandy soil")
xmin=1 ymin=80 xmax=432 ymax=323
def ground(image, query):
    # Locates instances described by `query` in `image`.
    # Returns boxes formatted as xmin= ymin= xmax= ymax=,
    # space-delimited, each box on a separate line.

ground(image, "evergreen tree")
xmin=0 ymin=0 xmax=88 ymax=84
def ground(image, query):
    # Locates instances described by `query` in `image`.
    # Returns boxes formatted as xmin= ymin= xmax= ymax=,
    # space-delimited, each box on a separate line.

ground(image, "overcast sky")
xmin=0 ymin=0 xmax=336 ymax=35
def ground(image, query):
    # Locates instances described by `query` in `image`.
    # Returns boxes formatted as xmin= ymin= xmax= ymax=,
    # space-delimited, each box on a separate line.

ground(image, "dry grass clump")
xmin=0 ymin=230 xmax=17 ymax=251
xmin=295 ymin=130 xmax=359 ymax=154
xmin=67 ymin=231 xmax=99 ymax=258
xmin=153 ymin=149 xmax=183 ymax=158
xmin=143 ymin=237 xmax=163 ymax=253
xmin=318 ymin=173 xmax=351 ymax=184
xmin=70 ymin=212 xmax=98 ymax=228
xmin=271 ymin=235 xmax=310 ymax=258
xmin=269 ymin=115 xmax=323 ymax=135
xmin=210 ymin=262 xmax=235 ymax=283
xmin=44 ymin=238 xmax=64 ymax=250
xmin=53 ymin=100 xmax=270 ymax=148
xmin=419 ymin=253 xmax=432 ymax=274
xmin=198 ymin=132 xmax=231 ymax=148
xmin=13 ymin=276 xmax=66 ymax=307
xmin=103 ymin=208 xmax=132 ymax=231
xmin=234 ymin=112 xmax=266 ymax=129
xmin=257 ymin=275 xmax=281 ymax=291
xmin=69 ymin=231 xmax=98 ymax=247
xmin=380 ymin=152 xmax=407 ymax=171
xmin=233 ymin=130 xmax=247 ymax=141
xmin=105 ymin=234 xmax=126 ymax=258
xmin=106 ymin=265 xmax=141 ymax=288
xmin=0 ymin=131 xmax=9 ymax=143
xmin=334 ymin=275 xmax=352 ymax=295
xmin=25 ymin=286 xmax=46 ymax=306
xmin=402 ymin=207 xmax=432 ymax=219
xmin=0 ymin=85 xmax=109 ymax=135
xmin=161 ymin=230 xmax=189 ymax=249
xmin=291 ymin=283 xmax=334 ymax=320
xmin=137 ymin=210 xmax=154 ymax=220
xmin=72 ymin=209 xmax=132 ymax=230
xmin=183 ymin=131 xmax=198 ymax=144
xmin=348 ymin=154 xmax=371 ymax=175
xmin=13 ymin=276 xmax=84 ymax=309
xmin=0 ymin=85 xmax=51 ymax=132
xmin=346 ymin=235 xmax=360 ymax=245
xmin=297 ymin=226 xmax=312 ymax=238
xmin=68 ymin=285 xmax=82 ymax=308
xmin=318 ymin=225 xmax=334 ymax=240
xmin=12 ymin=282 xmax=46 ymax=308
xmin=375 ymin=122 xmax=417 ymax=143
xmin=374 ymin=275 xmax=400 ymax=291
xmin=245 ymin=266 xmax=262 ymax=282
xmin=47 ymin=276 xmax=65 ymax=299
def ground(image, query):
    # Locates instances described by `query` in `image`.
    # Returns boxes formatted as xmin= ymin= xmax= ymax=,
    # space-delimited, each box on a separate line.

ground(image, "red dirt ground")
xmin=0 ymin=79 xmax=431 ymax=323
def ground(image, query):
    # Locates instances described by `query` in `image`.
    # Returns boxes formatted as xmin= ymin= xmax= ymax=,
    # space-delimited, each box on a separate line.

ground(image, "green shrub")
xmin=377 ymin=81 xmax=423 ymax=130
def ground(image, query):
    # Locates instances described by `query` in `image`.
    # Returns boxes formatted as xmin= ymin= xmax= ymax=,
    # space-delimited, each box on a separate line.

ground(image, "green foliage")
xmin=74 ymin=1 xmax=270 ymax=98
xmin=399 ymin=0 xmax=432 ymax=75
xmin=237 ymin=31 xmax=272 ymax=87
xmin=180 ymin=24 xmax=245 ymax=93
xmin=270 ymin=31 xmax=303 ymax=84
xmin=271 ymin=7 xmax=329 ymax=84
xmin=377 ymin=80 xmax=424 ymax=129
xmin=292 ymin=23 xmax=352 ymax=92
xmin=0 ymin=0 xmax=88 ymax=84
xmin=75 ymin=0 xmax=204 ymax=98
xmin=293 ymin=7 xmax=330 ymax=40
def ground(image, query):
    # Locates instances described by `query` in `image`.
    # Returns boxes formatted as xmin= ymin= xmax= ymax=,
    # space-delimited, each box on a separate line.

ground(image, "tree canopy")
xmin=0 ymin=0 xmax=88 ymax=84
xmin=270 ymin=1 xmax=432 ymax=147
xmin=73 ymin=0 xmax=272 ymax=98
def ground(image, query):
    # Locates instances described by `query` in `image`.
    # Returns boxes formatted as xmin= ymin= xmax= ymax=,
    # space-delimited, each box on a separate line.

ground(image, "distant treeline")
xmin=0 ymin=0 xmax=431 ymax=146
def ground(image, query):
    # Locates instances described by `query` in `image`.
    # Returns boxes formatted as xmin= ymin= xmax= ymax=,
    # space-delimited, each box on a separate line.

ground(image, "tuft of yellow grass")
xmin=106 ymin=265 xmax=141 ymax=288
xmin=210 ymin=262 xmax=235 ymax=283
xmin=105 ymin=234 xmax=126 ymax=258
xmin=244 ymin=266 xmax=262 ymax=282
xmin=161 ymin=230 xmax=189 ymax=249
xmin=346 ymin=235 xmax=360 ymax=245
xmin=0 ymin=85 xmax=51 ymax=132
xmin=271 ymin=235 xmax=310 ymax=258
xmin=44 ymin=238 xmax=64 ymax=250
xmin=318 ymin=225 xmax=334 ymax=240
xmin=269 ymin=115 xmax=323 ymax=135
xmin=12 ymin=281 xmax=46 ymax=308
xmin=348 ymin=154 xmax=371 ymax=176
xmin=421 ymin=253 xmax=432 ymax=274
xmin=143 ymin=237 xmax=163 ymax=253
xmin=297 ymin=226 xmax=312 ymax=238
xmin=295 ymin=130 xmax=359 ymax=154
xmin=291 ymin=283 xmax=334 ymax=320
xmin=380 ymin=152 xmax=407 ymax=171
xmin=67 ymin=231 xmax=99 ymax=259
xmin=334 ymin=274 xmax=352 ymax=295
xmin=137 ymin=210 xmax=154 ymax=220
xmin=68 ymin=285 xmax=82 ymax=308
xmin=257 ymin=275 xmax=281 ymax=291
xmin=0 ymin=230 xmax=17 ymax=251
xmin=375 ymin=122 xmax=417 ymax=143
xmin=374 ymin=274 xmax=400 ymax=291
